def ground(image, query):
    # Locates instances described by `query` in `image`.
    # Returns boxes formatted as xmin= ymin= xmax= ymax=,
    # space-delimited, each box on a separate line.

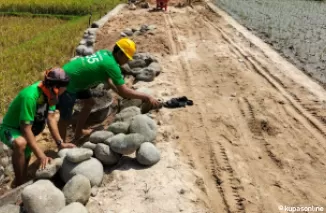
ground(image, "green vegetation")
xmin=0 ymin=16 xmax=89 ymax=114
xmin=0 ymin=0 xmax=118 ymax=15
xmin=0 ymin=0 xmax=120 ymax=114
xmin=0 ymin=16 xmax=67 ymax=51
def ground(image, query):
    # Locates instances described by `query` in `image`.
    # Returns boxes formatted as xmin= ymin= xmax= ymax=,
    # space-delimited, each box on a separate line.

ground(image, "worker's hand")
xmin=59 ymin=142 xmax=76 ymax=149
xmin=38 ymin=155 xmax=52 ymax=170
xmin=146 ymin=97 xmax=161 ymax=109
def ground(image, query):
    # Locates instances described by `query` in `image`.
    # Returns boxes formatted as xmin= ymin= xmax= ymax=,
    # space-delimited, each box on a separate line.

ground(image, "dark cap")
xmin=44 ymin=67 xmax=70 ymax=87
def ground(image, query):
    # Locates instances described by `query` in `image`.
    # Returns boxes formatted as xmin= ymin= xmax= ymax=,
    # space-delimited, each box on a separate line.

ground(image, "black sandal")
xmin=163 ymin=96 xmax=193 ymax=108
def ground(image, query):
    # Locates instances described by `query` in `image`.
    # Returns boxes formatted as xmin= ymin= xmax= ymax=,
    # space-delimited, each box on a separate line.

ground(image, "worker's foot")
xmin=74 ymin=128 xmax=94 ymax=141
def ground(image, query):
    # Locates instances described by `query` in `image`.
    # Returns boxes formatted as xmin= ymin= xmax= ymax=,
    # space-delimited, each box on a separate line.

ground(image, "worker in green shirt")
xmin=0 ymin=68 xmax=76 ymax=187
xmin=58 ymin=38 xmax=160 ymax=141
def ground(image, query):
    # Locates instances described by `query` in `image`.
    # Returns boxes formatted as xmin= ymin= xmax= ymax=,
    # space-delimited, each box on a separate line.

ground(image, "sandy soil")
xmin=3 ymin=2 xmax=326 ymax=212
xmin=91 ymin=2 xmax=326 ymax=213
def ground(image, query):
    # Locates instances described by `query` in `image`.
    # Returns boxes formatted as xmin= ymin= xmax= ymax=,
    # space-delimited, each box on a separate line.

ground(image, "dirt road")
xmin=88 ymin=2 xmax=326 ymax=213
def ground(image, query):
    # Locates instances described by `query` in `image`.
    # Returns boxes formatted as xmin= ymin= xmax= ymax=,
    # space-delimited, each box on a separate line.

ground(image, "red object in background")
xmin=156 ymin=0 xmax=168 ymax=11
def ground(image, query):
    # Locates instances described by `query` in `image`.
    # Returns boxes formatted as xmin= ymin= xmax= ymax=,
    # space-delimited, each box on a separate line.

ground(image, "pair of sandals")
xmin=163 ymin=96 xmax=193 ymax=108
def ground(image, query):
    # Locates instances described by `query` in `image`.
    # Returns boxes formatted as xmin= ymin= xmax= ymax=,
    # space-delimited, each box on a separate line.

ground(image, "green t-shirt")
xmin=2 ymin=81 xmax=55 ymax=129
xmin=63 ymin=50 xmax=125 ymax=93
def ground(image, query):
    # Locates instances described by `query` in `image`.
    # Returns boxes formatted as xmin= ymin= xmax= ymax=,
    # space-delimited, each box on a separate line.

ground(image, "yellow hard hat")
xmin=116 ymin=38 xmax=136 ymax=60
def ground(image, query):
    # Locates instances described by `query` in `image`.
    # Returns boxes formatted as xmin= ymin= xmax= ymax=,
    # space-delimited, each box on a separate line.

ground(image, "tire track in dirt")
xmin=201 ymin=15 xmax=326 ymax=145
xmin=165 ymin=9 xmax=248 ymax=213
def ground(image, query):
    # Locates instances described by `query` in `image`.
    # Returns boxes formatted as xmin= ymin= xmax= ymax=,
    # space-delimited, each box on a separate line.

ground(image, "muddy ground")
xmin=214 ymin=0 xmax=326 ymax=87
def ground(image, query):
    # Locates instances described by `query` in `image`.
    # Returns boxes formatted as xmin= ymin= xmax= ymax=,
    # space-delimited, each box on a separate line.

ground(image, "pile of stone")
xmin=0 ymin=141 xmax=13 ymax=186
xmin=0 ymin=101 xmax=161 ymax=212
xmin=120 ymin=24 xmax=157 ymax=37
xmin=121 ymin=52 xmax=162 ymax=82
xmin=75 ymin=28 xmax=97 ymax=57
xmin=72 ymin=83 xmax=113 ymax=125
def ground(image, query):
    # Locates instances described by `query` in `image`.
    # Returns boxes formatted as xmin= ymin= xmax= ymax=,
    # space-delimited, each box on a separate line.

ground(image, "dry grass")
xmin=0 ymin=16 xmax=67 ymax=51
xmin=0 ymin=16 xmax=89 ymax=114
xmin=0 ymin=0 xmax=119 ymax=15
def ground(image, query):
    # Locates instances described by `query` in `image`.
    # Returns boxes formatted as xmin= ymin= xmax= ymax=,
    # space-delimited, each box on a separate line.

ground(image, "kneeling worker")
xmin=0 ymin=68 xmax=76 ymax=187
xmin=58 ymin=38 xmax=161 ymax=142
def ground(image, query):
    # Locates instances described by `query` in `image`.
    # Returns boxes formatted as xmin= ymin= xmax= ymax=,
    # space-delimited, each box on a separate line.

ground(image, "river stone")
xmin=121 ymin=63 xmax=133 ymax=75
xmin=120 ymin=32 xmax=127 ymax=37
xmin=0 ymin=204 xmax=20 ymax=213
xmin=83 ymin=47 xmax=94 ymax=56
xmin=76 ymin=45 xmax=87 ymax=56
xmin=128 ymin=59 xmax=147 ymax=69
xmin=58 ymin=202 xmax=88 ymax=213
xmin=86 ymin=38 xmax=96 ymax=46
xmin=132 ymin=26 xmax=141 ymax=32
xmin=22 ymin=180 xmax=65 ymax=213
xmin=130 ymin=115 xmax=157 ymax=142
xmin=134 ymin=52 xmax=158 ymax=64
xmin=147 ymin=25 xmax=157 ymax=30
xmin=35 ymin=158 xmax=63 ymax=179
xmin=58 ymin=148 xmax=71 ymax=158
xmin=0 ymin=156 xmax=9 ymax=167
xmin=79 ymin=39 xmax=87 ymax=45
xmin=94 ymin=143 xmax=121 ymax=165
xmin=63 ymin=174 xmax=91 ymax=205
xmin=136 ymin=68 xmax=156 ymax=82
xmin=120 ymin=86 xmax=152 ymax=110
xmin=91 ymin=186 xmax=99 ymax=197
xmin=115 ymin=106 xmax=141 ymax=122
xmin=82 ymin=141 xmax=97 ymax=150
xmin=110 ymin=133 xmax=146 ymax=155
xmin=123 ymin=28 xmax=133 ymax=36
xmin=87 ymin=28 xmax=97 ymax=36
xmin=0 ymin=166 xmax=4 ymax=183
xmin=140 ymin=2 xmax=150 ymax=8
xmin=130 ymin=67 xmax=143 ymax=76
xmin=104 ymin=133 xmax=125 ymax=145
xmin=89 ymin=131 xmax=114 ymax=144
xmin=66 ymin=148 xmax=93 ymax=163
xmin=60 ymin=157 xmax=104 ymax=187
xmin=107 ymin=122 xmax=130 ymax=134
xmin=136 ymin=142 xmax=160 ymax=166
xmin=148 ymin=62 xmax=162 ymax=76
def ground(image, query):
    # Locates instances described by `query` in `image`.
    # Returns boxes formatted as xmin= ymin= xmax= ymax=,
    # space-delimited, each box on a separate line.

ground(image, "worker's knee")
xmin=13 ymin=137 xmax=27 ymax=152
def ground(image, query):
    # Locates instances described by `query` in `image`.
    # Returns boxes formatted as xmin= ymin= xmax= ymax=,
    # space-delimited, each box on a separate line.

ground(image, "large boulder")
xmin=115 ymin=106 xmax=141 ymax=122
xmin=60 ymin=157 xmax=103 ymax=187
xmin=107 ymin=121 xmax=130 ymax=134
xmin=110 ymin=133 xmax=146 ymax=155
xmin=135 ymin=68 xmax=156 ymax=82
xmin=0 ymin=204 xmax=20 ymax=213
xmin=94 ymin=143 xmax=121 ymax=165
xmin=22 ymin=180 xmax=65 ymax=213
xmin=58 ymin=148 xmax=71 ymax=158
xmin=82 ymin=141 xmax=97 ymax=150
xmin=133 ymin=52 xmax=158 ymax=64
xmin=66 ymin=148 xmax=93 ymax=163
xmin=129 ymin=115 xmax=157 ymax=142
xmin=89 ymin=131 xmax=114 ymax=144
xmin=128 ymin=59 xmax=147 ymax=69
xmin=104 ymin=133 xmax=125 ymax=145
xmin=35 ymin=158 xmax=63 ymax=179
xmin=63 ymin=174 xmax=91 ymax=205
xmin=58 ymin=202 xmax=88 ymax=213
xmin=136 ymin=142 xmax=160 ymax=166
xmin=148 ymin=62 xmax=162 ymax=76
xmin=120 ymin=88 xmax=152 ymax=110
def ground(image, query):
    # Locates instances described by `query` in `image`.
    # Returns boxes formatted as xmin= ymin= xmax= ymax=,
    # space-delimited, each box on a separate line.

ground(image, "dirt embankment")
xmin=3 ymin=1 xmax=326 ymax=213
xmin=89 ymin=2 xmax=326 ymax=213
